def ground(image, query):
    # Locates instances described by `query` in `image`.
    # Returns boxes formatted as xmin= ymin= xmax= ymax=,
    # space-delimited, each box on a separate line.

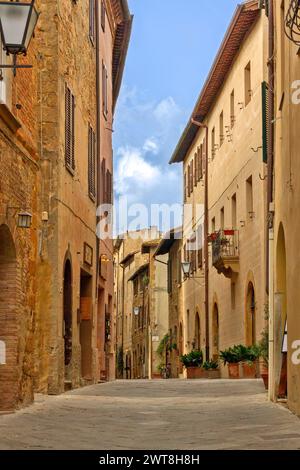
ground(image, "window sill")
xmin=0 ymin=103 xmax=21 ymax=133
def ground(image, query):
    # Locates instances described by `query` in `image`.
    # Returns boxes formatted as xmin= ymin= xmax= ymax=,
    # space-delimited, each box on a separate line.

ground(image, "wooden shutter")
xmin=102 ymin=62 xmax=108 ymax=117
xmin=198 ymin=248 xmax=203 ymax=269
xmin=184 ymin=172 xmax=187 ymax=202
xmin=106 ymin=169 xmax=112 ymax=204
xmin=101 ymin=0 xmax=106 ymax=31
xmin=190 ymin=159 xmax=194 ymax=193
xmin=167 ymin=259 xmax=172 ymax=294
xmin=89 ymin=0 xmax=95 ymax=43
xmin=262 ymin=81 xmax=269 ymax=164
xmin=101 ymin=158 xmax=106 ymax=203
xmin=65 ymin=85 xmax=75 ymax=172
xmin=88 ymin=125 xmax=96 ymax=199
xmin=194 ymin=152 xmax=198 ymax=186
xmin=187 ymin=165 xmax=191 ymax=197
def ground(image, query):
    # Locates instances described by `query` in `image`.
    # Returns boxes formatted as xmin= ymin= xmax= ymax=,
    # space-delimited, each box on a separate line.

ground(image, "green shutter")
xmin=262 ymin=81 xmax=269 ymax=164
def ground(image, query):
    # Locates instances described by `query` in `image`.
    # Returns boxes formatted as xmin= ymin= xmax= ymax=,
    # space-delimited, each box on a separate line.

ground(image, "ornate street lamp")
xmin=181 ymin=261 xmax=191 ymax=278
xmin=285 ymin=0 xmax=300 ymax=46
xmin=0 ymin=0 xmax=39 ymax=76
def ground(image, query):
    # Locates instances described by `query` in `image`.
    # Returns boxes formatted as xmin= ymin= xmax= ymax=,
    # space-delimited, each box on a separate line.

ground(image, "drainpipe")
xmin=191 ymin=118 xmax=209 ymax=361
xmin=266 ymin=0 xmax=275 ymax=294
xmin=95 ymin=0 xmax=101 ymax=302
xmin=267 ymin=0 xmax=275 ymax=399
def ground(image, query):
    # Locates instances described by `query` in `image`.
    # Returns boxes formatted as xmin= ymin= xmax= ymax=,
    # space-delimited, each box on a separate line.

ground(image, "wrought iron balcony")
xmin=210 ymin=230 xmax=239 ymax=279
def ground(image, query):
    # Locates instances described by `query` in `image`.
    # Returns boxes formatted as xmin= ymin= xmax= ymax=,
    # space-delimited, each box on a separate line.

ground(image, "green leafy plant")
xmin=219 ymin=347 xmax=240 ymax=365
xmin=203 ymin=359 xmax=219 ymax=370
xmin=180 ymin=350 xmax=203 ymax=368
xmin=258 ymin=328 xmax=269 ymax=366
xmin=156 ymin=334 xmax=170 ymax=359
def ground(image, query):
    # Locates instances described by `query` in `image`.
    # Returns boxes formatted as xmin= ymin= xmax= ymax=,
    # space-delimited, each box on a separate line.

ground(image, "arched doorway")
xmin=246 ymin=282 xmax=256 ymax=346
xmin=195 ymin=312 xmax=201 ymax=351
xmin=212 ymin=304 xmax=219 ymax=361
xmin=0 ymin=225 xmax=18 ymax=411
xmin=276 ymin=224 xmax=287 ymax=398
xmin=63 ymin=259 xmax=72 ymax=380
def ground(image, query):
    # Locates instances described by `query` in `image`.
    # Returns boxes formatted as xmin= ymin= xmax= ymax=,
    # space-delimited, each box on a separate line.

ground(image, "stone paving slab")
xmin=0 ymin=379 xmax=300 ymax=450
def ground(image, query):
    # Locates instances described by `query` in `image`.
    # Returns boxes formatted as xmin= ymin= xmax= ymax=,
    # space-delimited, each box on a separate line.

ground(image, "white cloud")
xmin=115 ymin=146 xmax=160 ymax=196
xmin=153 ymin=97 xmax=181 ymax=124
xmin=143 ymin=138 xmax=159 ymax=155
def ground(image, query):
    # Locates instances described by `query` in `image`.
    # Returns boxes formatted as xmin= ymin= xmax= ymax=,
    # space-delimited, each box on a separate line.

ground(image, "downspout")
xmin=191 ymin=118 xmax=210 ymax=361
xmin=267 ymin=0 xmax=275 ymax=294
xmin=95 ymin=0 xmax=101 ymax=301
xmin=267 ymin=0 xmax=275 ymax=399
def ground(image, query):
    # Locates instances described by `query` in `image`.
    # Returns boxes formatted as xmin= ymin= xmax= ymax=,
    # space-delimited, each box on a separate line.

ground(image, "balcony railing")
xmin=210 ymin=230 xmax=239 ymax=278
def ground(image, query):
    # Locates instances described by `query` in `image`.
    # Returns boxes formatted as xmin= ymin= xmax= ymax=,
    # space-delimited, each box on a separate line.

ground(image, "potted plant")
xmin=240 ymin=345 xmax=260 ymax=379
xmin=220 ymin=347 xmax=240 ymax=379
xmin=258 ymin=328 xmax=269 ymax=390
xmin=180 ymin=350 xmax=204 ymax=379
xmin=202 ymin=359 xmax=220 ymax=379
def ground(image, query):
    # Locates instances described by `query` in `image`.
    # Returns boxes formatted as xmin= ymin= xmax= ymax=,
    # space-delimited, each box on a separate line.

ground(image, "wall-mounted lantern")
xmin=0 ymin=0 xmax=39 ymax=76
xmin=17 ymin=211 xmax=32 ymax=228
xmin=181 ymin=261 xmax=191 ymax=278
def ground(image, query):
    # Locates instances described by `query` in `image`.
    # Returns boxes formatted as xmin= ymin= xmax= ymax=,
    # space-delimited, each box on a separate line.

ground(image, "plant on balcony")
xmin=180 ymin=350 xmax=204 ymax=379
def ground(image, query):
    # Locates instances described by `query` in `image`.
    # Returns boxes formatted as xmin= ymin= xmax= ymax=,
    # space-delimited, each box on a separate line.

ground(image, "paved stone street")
xmin=0 ymin=380 xmax=300 ymax=450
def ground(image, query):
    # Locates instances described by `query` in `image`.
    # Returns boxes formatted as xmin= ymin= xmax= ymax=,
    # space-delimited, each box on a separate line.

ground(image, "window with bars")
xmin=102 ymin=61 xmax=108 ymax=118
xmin=89 ymin=0 xmax=96 ymax=44
xmin=65 ymin=85 xmax=75 ymax=173
xmin=101 ymin=0 xmax=106 ymax=31
xmin=88 ymin=125 xmax=96 ymax=200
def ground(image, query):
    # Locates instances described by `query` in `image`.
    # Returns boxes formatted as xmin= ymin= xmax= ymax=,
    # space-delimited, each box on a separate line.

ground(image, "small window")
xmin=101 ymin=0 xmax=106 ymax=32
xmin=232 ymin=193 xmax=237 ymax=229
xmin=211 ymin=217 xmax=216 ymax=233
xmin=246 ymin=176 xmax=254 ymax=220
xmin=65 ymin=85 xmax=75 ymax=173
xmin=244 ymin=62 xmax=252 ymax=106
xmin=88 ymin=125 xmax=96 ymax=200
xmin=220 ymin=207 xmax=224 ymax=230
xmin=211 ymin=127 xmax=216 ymax=160
xmin=219 ymin=111 xmax=224 ymax=147
xmin=230 ymin=90 xmax=235 ymax=128
xmin=102 ymin=61 xmax=108 ymax=118
xmin=89 ymin=0 xmax=96 ymax=44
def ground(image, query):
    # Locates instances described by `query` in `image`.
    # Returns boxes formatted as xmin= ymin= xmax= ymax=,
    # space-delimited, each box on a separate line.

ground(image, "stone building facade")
xmin=269 ymin=0 xmax=300 ymax=416
xmin=154 ymin=229 xmax=183 ymax=378
xmin=32 ymin=0 xmax=131 ymax=393
xmin=0 ymin=1 xmax=40 ymax=411
xmin=114 ymin=230 xmax=169 ymax=379
xmin=170 ymin=1 xmax=269 ymax=374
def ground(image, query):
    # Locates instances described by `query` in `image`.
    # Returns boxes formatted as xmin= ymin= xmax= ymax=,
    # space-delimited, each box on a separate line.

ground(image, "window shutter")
xmin=190 ymin=159 xmax=194 ymax=193
xmin=88 ymin=125 xmax=96 ymax=199
xmin=194 ymin=152 xmax=198 ymax=186
xmin=198 ymin=248 xmax=203 ymax=269
xmin=106 ymin=169 xmax=112 ymax=204
xmin=167 ymin=259 xmax=172 ymax=294
xmin=101 ymin=0 xmax=106 ymax=31
xmin=184 ymin=172 xmax=187 ymax=202
xmin=101 ymin=159 xmax=106 ymax=203
xmin=187 ymin=165 xmax=191 ymax=197
xmin=89 ymin=0 xmax=95 ymax=43
xmin=102 ymin=62 xmax=108 ymax=117
xmin=65 ymin=85 xmax=75 ymax=172
xmin=262 ymin=81 xmax=269 ymax=164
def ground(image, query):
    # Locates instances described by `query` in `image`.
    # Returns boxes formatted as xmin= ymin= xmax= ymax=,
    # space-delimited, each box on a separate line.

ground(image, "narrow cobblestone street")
xmin=1 ymin=380 xmax=300 ymax=450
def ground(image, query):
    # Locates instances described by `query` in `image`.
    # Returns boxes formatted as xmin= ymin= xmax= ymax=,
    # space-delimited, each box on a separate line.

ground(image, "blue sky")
xmin=113 ymin=0 xmax=240 ymax=229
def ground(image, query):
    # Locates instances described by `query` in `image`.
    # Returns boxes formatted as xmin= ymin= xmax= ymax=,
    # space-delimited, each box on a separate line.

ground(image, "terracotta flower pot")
xmin=228 ymin=362 xmax=240 ymax=379
xmin=186 ymin=367 xmax=205 ymax=379
xmin=242 ymin=362 xmax=257 ymax=379
xmin=206 ymin=369 xmax=221 ymax=380
xmin=259 ymin=361 xmax=269 ymax=390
